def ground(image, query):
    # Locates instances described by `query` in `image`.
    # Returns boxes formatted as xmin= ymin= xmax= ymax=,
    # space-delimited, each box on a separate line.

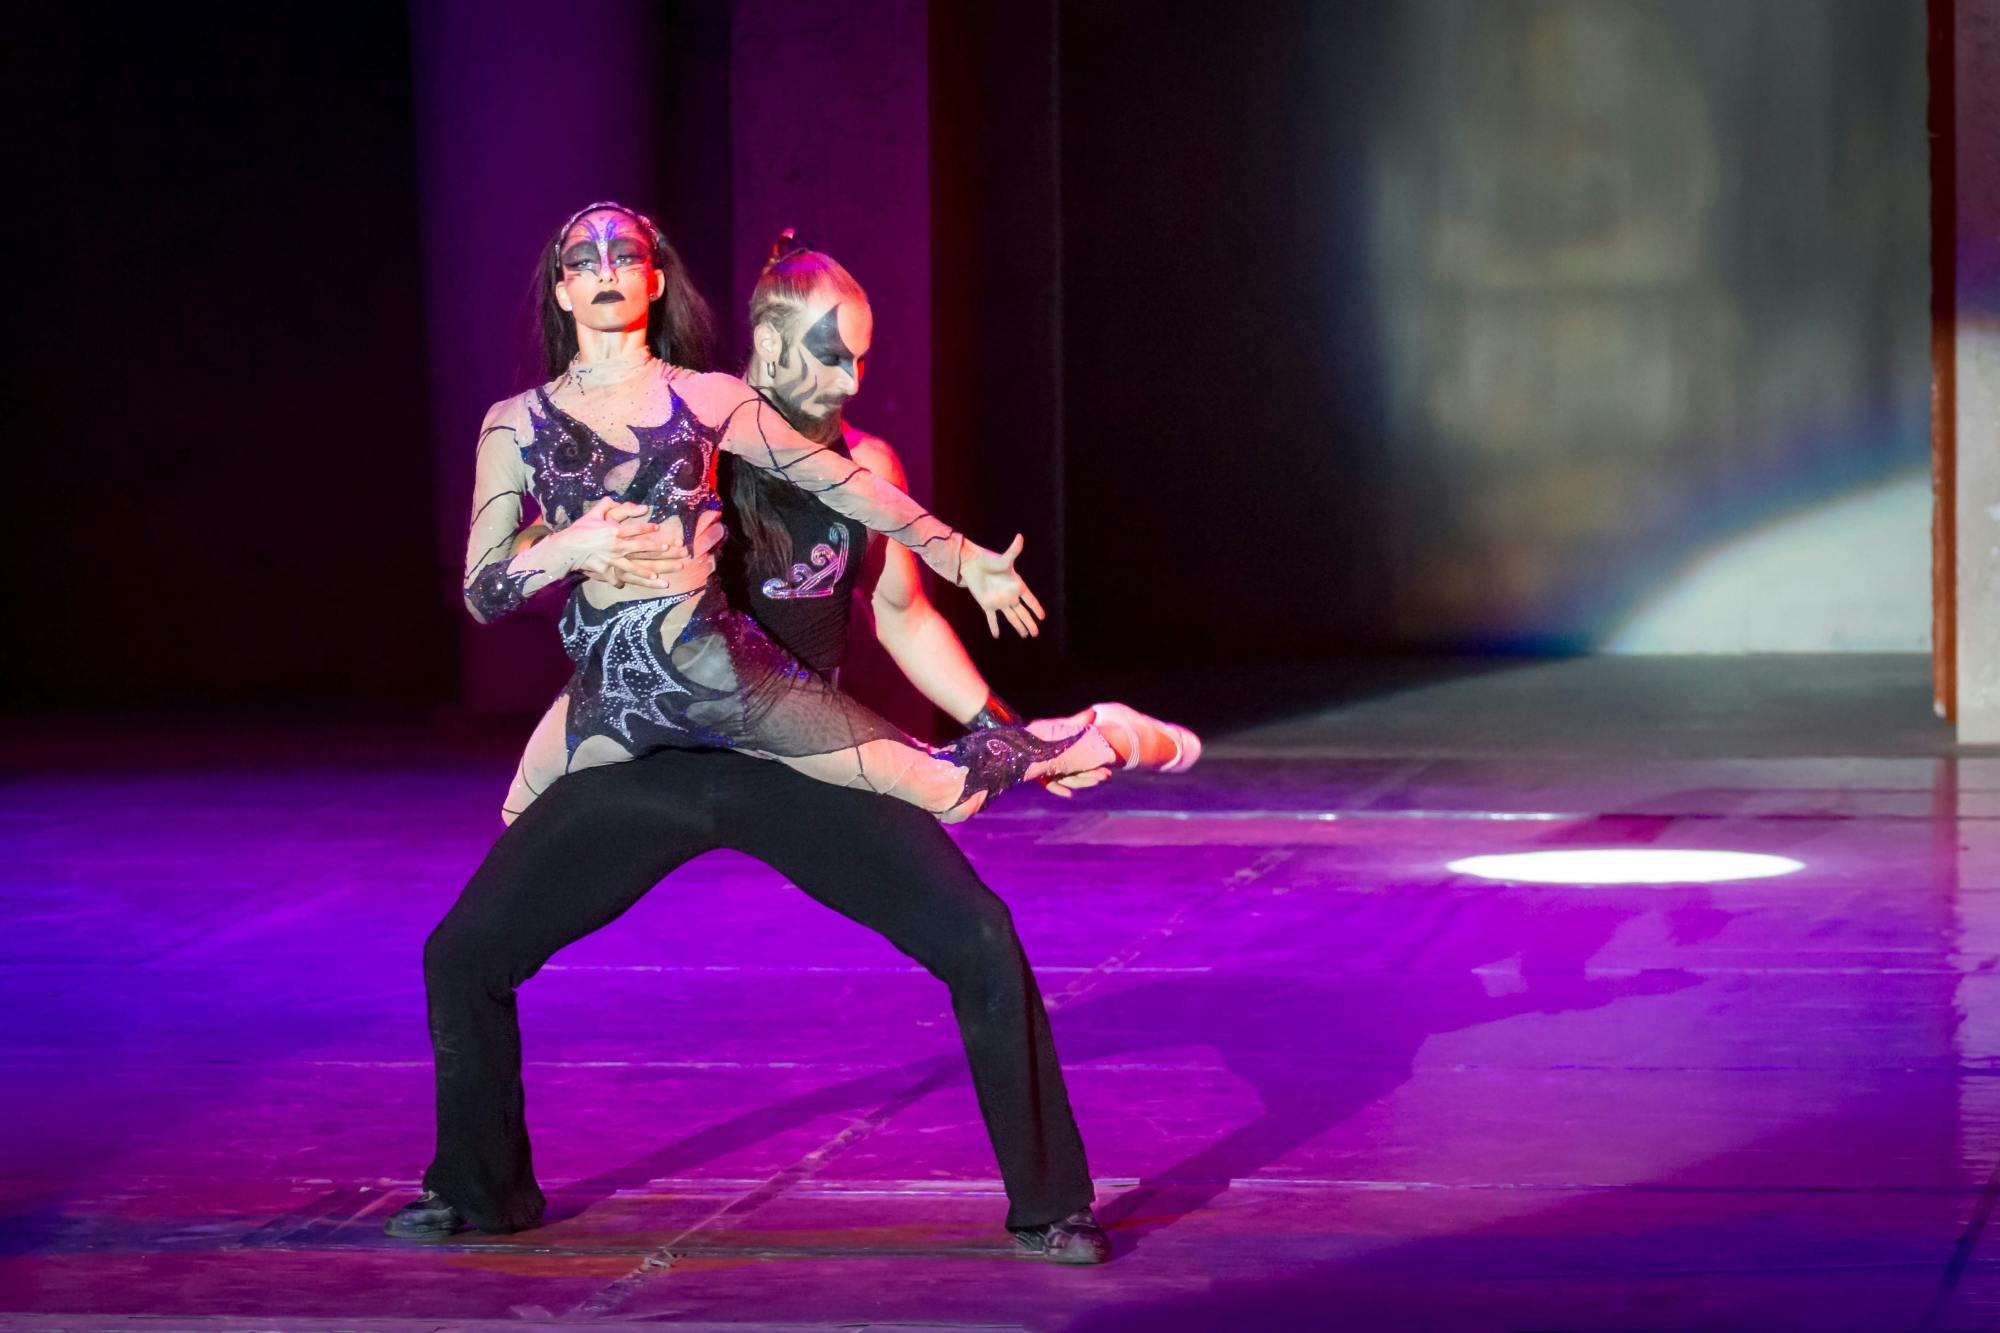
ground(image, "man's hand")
xmin=1040 ymin=766 xmax=1112 ymax=797
xmin=960 ymin=534 xmax=1046 ymax=639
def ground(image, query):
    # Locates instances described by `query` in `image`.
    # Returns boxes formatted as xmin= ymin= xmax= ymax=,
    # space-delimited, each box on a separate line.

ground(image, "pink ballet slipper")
xmin=1079 ymin=702 xmax=1201 ymax=774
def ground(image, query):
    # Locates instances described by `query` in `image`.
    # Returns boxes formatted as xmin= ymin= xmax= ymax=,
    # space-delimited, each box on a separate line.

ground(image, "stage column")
xmin=1946 ymin=0 xmax=2000 ymax=741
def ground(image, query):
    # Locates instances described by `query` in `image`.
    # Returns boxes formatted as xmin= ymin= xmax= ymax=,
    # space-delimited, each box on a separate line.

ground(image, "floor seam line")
xmin=564 ymin=1065 xmax=956 ymax=1319
xmin=1041 ymin=849 xmax=1293 ymax=1016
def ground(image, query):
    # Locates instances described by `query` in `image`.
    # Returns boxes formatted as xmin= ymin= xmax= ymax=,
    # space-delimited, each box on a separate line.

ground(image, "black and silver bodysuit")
xmin=462 ymin=361 xmax=1094 ymax=820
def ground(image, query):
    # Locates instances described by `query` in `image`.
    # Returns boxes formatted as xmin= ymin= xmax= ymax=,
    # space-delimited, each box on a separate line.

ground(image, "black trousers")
xmin=421 ymin=748 xmax=1093 ymax=1233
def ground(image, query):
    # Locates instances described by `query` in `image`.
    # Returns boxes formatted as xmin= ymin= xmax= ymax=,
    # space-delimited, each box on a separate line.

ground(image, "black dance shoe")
xmin=382 ymin=1189 xmax=469 ymax=1242
xmin=1010 ymin=1207 xmax=1111 ymax=1264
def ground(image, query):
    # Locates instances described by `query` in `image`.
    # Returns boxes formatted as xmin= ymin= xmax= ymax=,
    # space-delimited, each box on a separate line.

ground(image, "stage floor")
xmin=4 ymin=659 xmax=1999 ymax=1331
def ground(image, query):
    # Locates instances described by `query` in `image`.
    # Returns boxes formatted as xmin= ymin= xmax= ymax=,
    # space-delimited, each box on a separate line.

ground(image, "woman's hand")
xmin=959 ymin=534 xmax=1046 ymax=639
xmin=1040 ymin=766 xmax=1112 ymax=797
xmin=545 ymin=497 xmax=678 ymax=589
xmin=561 ymin=504 xmax=729 ymax=590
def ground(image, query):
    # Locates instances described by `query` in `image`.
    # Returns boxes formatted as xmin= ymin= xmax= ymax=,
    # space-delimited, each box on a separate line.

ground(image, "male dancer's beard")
xmin=772 ymin=387 xmax=846 ymax=445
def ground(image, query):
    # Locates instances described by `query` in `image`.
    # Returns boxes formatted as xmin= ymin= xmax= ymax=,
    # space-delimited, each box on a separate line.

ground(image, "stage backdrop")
xmin=6 ymin=1 xmax=1936 ymax=723
xmin=9 ymin=5 xmax=452 ymax=711
xmin=1057 ymin=0 xmax=1930 ymax=658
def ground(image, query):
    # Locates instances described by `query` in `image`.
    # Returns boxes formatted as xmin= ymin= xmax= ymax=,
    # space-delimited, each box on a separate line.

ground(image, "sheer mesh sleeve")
xmin=714 ymin=391 xmax=967 ymax=586
xmin=462 ymin=399 xmax=564 ymax=623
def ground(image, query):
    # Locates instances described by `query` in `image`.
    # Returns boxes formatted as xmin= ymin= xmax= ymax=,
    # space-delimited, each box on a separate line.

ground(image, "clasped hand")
xmin=960 ymin=534 xmax=1046 ymax=639
xmin=546 ymin=497 xmax=700 ymax=591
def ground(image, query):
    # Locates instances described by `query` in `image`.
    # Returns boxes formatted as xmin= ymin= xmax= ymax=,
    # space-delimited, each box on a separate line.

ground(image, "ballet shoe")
xmin=1079 ymin=702 xmax=1201 ymax=773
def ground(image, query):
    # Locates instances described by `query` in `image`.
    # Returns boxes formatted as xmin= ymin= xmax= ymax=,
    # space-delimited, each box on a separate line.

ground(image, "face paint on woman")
xmin=557 ymin=211 xmax=657 ymax=331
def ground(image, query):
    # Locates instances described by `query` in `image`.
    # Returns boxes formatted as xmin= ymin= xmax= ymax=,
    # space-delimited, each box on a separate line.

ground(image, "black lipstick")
xmin=591 ymin=291 xmax=624 ymax=305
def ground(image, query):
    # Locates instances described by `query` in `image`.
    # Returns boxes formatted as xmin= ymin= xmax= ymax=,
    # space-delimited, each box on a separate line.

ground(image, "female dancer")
xmin=465 ymin=202 xmax=1130 ymax=822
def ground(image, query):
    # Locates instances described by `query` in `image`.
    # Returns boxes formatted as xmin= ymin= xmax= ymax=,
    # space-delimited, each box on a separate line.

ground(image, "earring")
xmin=764 ymin=361 xmax=776 ymax=378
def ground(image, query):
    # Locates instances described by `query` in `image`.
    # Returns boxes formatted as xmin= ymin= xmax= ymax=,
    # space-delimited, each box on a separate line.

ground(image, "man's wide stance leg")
xmin=420 ymin=757 xmax=718 ymax=1233
xmin=709 ymin=760 xmax=1095 ymax=1230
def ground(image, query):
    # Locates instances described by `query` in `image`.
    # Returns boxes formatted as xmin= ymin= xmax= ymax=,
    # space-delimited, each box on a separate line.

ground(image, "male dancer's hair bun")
xmin=766 ymin=227 xmax=811 ymax=269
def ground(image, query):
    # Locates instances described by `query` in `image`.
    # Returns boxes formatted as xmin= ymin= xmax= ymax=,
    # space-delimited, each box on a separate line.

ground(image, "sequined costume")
xmin=462 ymin=359 xmax=1101 ymax=820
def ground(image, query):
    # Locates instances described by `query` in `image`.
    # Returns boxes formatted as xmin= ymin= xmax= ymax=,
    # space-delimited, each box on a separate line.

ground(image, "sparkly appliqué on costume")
xmin=466 ymin=563 xmax=539 ymax=623
xmin=557 ymin=591 xmax=610 ymax=664
xmin=624 ymin=409 xmax=720 ymax=522
xmin=562 ymin=591 xmax=700 ymax=756
xmin=939 ymin=725 xmax=1085 ymax=810
xmin=522 ymin=392 xmax=619 ymax=529
xmin=760 ymin=524 xmax=850 ymax=601
xmin=522 ymin=385 xmax=722 ymax=533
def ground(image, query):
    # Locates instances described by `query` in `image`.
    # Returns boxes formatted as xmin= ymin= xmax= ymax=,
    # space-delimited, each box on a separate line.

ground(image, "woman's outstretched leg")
xmin=402 ymin=755 xmax=722 ymax=1237
xmin=663 ymin=598 xmax=1120 ymax=818
xmin=707 ymin=759 xmax=1096 ymax=1232
xmin=551 ymin=588 xmax=1140 ymax=823
xmin=773 ymin=719 xmax=1117 ymax=821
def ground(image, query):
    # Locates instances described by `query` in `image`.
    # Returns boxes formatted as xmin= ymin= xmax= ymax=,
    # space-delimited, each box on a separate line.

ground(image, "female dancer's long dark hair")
xmin=534 ymin=201 xmax=718 ymax=377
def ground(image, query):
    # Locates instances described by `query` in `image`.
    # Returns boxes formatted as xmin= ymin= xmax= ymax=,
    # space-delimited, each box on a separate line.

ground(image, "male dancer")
xmin=389 ymin=220 xmax=1193 ymax=1263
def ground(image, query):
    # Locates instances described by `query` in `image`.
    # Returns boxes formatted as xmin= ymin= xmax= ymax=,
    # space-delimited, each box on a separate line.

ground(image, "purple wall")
xmin=408 ymin=0 xmax=936 ymax=721
xmin=728 ymin=2 xmax=933 ymax=501
xmin=729 ymin=1 xmax=939 ymax=733
xmin=408 ymin=0 xmax=671 ymax=714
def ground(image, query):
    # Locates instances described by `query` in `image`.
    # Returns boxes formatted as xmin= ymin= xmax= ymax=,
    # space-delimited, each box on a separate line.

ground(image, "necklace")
xmin=564 ymin=350 xmax=656 ymax=393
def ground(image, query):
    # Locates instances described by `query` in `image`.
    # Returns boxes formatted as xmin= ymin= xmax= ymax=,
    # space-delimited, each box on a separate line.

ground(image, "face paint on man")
xmin=778 ymin=298 xmax=872 ymax=423
xmin=802 ymin=306 xmax=861 ymax=379
xmin=555 ymin=210 xmax=659 ymax=331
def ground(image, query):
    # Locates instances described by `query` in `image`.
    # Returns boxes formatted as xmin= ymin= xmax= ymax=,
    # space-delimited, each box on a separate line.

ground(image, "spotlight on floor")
xmin=1447 ymin=849 xmax=1803 ymax=885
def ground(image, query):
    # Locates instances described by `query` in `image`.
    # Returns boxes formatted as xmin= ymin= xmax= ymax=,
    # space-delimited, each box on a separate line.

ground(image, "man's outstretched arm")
xmin=852 ymin=430 xmax=1198 ymax=777
xmin=850 ymin=433 xmax=1019 ymax=728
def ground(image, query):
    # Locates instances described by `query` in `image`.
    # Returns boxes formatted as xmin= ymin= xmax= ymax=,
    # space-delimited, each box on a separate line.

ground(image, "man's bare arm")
xmin=683 ymin=372 xmax=1043 ymax=639
xmin=852 ymin=434 xmax=1018 ymax=725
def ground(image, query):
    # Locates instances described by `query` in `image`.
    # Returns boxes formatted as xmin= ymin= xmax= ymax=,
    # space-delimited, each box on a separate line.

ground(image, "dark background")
xmin=7 ymin=1 xmax=1929 ymax=725
xmin=11 ymin=5 xmax=448 ymax=710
